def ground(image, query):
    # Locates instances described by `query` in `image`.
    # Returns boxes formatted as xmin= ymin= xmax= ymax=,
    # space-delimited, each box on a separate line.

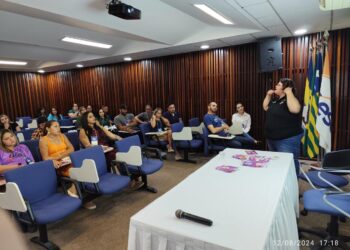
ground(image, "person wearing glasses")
xmin=232 ymin=102 xmax=258 ymax=145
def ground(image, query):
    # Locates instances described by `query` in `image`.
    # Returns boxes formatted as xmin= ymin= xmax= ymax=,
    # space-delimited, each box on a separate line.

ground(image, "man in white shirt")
xmin=232 ymin=102 xmax=258 ymax=144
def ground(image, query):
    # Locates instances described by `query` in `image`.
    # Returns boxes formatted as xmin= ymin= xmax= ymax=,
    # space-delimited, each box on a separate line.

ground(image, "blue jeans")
xmin=267 ymin=133 xmax=303 ymax=175
xmin=235 ymin=133 xmax=256 ymax=148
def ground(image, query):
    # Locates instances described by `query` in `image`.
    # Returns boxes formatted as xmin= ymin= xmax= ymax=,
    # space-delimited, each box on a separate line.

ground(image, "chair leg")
xmin=300 ymin=209 xmax=308 ymax=216
xmin=31 ymin=225 xmax=60 ymax=250
xmin=176 ymin=150 xmax=196 ymax=164
xmin=141 ymin=175 xmax=157 ymax=193
xmin=300 ymin=216 xmax=350 ymax=250
xmin=298 ymin=226 xmax=328 ymax=239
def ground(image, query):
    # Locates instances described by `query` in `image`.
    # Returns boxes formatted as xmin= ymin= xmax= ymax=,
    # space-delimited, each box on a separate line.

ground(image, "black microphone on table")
xmin=175 ymin=209 xmax=213 ymax=226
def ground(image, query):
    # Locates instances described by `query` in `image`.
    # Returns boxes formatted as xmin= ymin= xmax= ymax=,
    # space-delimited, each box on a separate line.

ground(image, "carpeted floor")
xmin=24 ymin=155 xmax=349 ymax=250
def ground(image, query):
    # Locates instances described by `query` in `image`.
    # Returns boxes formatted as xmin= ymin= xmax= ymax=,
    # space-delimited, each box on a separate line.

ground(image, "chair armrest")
xmin=317 ymin=168 xmax=350 ymax=174
xmin=208 ymin=134 xmax=235 ymax=140
xmin=59 ymin=176 xmax=83 ymax=199
xmin=0 ymin=182 xmax=27 ymax=212
xmin=116 ymin=146 xmax=142 ymax=166
xmin=69 ymin=159 xmax=100 ymax=183
xmin=190 ymin=123 xmax=204 ymax=135
xmin=172 ymin=127 xmax=193 ymax=141
xmin=317 ymin=171 xmax=344 ymax=192
xmin=323 ymin=192 xmax=350 ymax=218
xmin=299 ymin=165 xmax=320 ymax=190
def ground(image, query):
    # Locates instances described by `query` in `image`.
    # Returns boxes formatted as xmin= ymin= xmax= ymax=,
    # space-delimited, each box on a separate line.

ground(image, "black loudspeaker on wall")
xmin=258 ymin=37 xmax=282 ymax=72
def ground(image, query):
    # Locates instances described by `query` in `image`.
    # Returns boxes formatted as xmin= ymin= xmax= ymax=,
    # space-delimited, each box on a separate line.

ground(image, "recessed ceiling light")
xmin=0 ymin=60 xmax=27 ymax=66
xmin=294 ymin=29 xmax=307 ymax=35
xmin=200 ymin=44 xmax=210 ymax=50
xmin=194 ymin=4 xmax=233 ymax=25
xmin=76 ymin=64 xmax=84 ymax=68
xmin=62 ymin=37 xmax=112 ymax=49
xmin=37 ymin=69 xmax=45 ymax=73
xmin=124 ymin=57 xmax=132 ymax=61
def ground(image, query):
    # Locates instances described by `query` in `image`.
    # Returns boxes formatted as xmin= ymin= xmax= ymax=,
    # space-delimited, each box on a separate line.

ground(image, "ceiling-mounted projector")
xmin=107 ymin=0 xmax=141 ymax=20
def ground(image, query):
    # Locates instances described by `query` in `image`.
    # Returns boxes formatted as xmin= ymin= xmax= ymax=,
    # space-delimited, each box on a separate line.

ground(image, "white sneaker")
xmin=83 ymin=201 xmax=96 ymax=210
xmin=67 ymin=190 xmax=79 ymax=198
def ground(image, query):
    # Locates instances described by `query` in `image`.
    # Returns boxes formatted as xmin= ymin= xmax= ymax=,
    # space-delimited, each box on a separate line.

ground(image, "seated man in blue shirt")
xmin=203 ymin=102 xmax=242 ymax=148
xmin=163 ymin=104 xmax=182 ymax=124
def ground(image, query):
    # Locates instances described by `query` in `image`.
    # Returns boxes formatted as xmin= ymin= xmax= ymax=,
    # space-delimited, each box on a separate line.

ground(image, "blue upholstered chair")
xmin=0 ymin=160 xmax=82 ymax=249
xmin=188 ymin=117 xmax=200 ymax=127
xmin=171 ymin=122 xmax=203 ymax=163
xmin=299 ymin=150 xmax=350 ymax=189
xmin=115 ymin=135 xmax=163 ymax=193
xmin=300 ymin=187 xmax=350 ymax=249
xmin=202 ymin=125 xmax=225 ymax=156
xmin=59 ymin=118 xmax=75 ymax=127
xmin=69 ymin=146 xmax=130 ymax=195
xmin=20 ymin=139 xmax=42 ymax=162
xmin=64 ymin=131 xmax=80 ymax=151
xmin=16 ymin=116 xmax=32 ymax=129
xmin=139 ymin=123 xmax=168 ymax=148
xmin=22 ymin=128 xmax=36 ymax=140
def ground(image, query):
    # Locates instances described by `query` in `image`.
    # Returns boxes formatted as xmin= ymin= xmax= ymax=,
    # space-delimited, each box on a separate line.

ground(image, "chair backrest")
xmin=64 ymin=131 xmax=80 ymax=151
xmin=189 ymin=117 xmax=200 ymax=127
xmin=171 ymin=122 xmax=184 ymax=133
xmin=139 ymin=123 xmax=151 ymax=146
xmin=59 ymin=118 xmax=74 ymax=127
xmin=4 ymin=161 xmax=57 ymax=204
xmin=20 ymin=139 xmax=42 ymax=162
xmin=27 ymin=119 xmax=38 ymax=129
xmin=70 ymin=146 xmax=108 ymax=176
xmin=16 ymin=132 xmax=25 ymax=142
xmin=22 ymin=128 xmax=36 ymax=140
xmin=322 ymin=149 xmax=350 ymax=169
xmin=16 ymin=117 xmax=32 ymax=129
xmin=115 ymin=135 xmax=141 ymax=153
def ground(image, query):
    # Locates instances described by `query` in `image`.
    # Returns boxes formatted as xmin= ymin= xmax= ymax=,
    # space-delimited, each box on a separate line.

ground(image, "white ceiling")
xmin=0 ymin=0 xmax=349 ymax=72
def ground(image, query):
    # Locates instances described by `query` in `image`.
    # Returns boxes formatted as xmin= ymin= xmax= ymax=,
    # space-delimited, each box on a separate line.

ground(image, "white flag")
xmin=316 ymin=49 xmax=332 ymax=152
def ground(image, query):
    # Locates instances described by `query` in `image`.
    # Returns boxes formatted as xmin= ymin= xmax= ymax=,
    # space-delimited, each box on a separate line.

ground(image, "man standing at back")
xmin=203 ymin=102 xmax=242 ymax=148
xmin=163 ymin=104 xmax=182 ymax=124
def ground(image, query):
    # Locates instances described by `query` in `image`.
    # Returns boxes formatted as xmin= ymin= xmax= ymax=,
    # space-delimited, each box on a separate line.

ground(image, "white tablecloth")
xmin=128 ymin=149 xmax=299 ymax=250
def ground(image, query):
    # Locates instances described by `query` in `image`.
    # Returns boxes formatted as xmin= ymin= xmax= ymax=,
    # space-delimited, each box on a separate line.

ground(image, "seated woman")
xmin=150 ymin=108 xmax=175 ymax=153
xmin=0 ymin=114 xmax=20 ymax=132
xmin=232 ymin=102 xmax=259 ymax=145
xmin=79 ymin=111 xmax=122 ymax=166
xmin=96 ymin=109 xmax=111 ymax=127
xmin=79 ymin=112 xmax=143 ymax=189
xmin=47 ymin=107 xmax=63 ymax=121
xmin=31 ymin=116 xmax=47 ymax=140
xmin=39 ymin=121 xmax=95 ymax=209
xmin=0 ymin=129 xmax=34 ymax=186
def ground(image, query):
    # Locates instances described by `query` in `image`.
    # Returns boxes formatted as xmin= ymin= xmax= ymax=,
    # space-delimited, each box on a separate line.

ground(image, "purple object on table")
xmin=215 ymin=165 xmax=238 ymax=173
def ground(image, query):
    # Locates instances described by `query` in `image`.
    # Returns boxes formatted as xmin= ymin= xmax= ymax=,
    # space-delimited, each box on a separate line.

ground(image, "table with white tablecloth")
xmin=128 ymin=148 xmax=299 ymax=250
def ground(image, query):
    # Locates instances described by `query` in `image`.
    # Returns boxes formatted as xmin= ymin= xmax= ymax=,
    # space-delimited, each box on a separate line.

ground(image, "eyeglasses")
xmin=236 ymin=106 xmax=243 ymax=109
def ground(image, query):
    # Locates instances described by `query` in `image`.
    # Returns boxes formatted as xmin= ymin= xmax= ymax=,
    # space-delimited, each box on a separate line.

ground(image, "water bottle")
xmin=91 ymin=135 xmax=98 ymax=146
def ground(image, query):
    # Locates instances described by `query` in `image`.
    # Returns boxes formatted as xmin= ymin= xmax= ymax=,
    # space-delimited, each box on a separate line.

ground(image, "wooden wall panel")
xmin=0 ymin=28 xmax=349 ymax=150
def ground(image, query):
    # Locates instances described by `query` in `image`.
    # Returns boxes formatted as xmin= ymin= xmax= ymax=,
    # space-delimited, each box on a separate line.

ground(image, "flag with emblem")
xmin=316 ymin=47 xmax=332 ymax=152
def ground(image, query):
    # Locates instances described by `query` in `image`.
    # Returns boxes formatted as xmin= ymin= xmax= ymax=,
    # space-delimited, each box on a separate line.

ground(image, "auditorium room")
xmin=1 ymin=0 xmax=350 ymax=249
